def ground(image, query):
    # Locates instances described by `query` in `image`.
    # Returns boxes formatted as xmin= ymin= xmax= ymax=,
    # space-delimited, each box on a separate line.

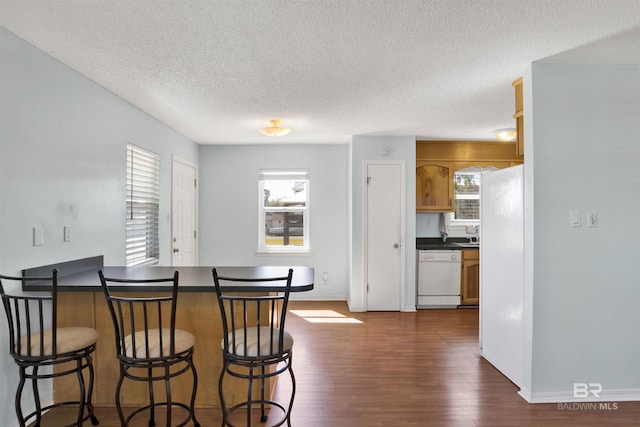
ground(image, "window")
xmin=258 ymin=170 xmax=309 ymax=253
xmin=453 ymin=171 xmax=481 ymax=222
xmin=126 ymin=144 xmax=160 ymax=265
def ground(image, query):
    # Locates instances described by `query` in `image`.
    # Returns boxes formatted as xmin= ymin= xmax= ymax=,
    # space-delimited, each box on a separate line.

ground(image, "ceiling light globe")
xmin=493 ymin=128 xmax=517 ymax=142
xmin=260 ymin=119 xmax=290 ymax=137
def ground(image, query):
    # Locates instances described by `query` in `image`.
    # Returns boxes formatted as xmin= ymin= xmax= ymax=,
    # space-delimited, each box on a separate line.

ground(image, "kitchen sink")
xmin=451 ymin=242 xmax=480 ymax=248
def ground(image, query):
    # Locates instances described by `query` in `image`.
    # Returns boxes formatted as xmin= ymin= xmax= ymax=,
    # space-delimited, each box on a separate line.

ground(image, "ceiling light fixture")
xmin=493 ymin=128 xmax=517 ymax=141
xmin=260 ymin=119 xmax=290 ymax=137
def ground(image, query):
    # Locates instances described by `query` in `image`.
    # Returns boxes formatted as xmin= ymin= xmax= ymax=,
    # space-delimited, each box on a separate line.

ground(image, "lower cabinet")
xmin=461 ymin=249 xmax=480 ymax=305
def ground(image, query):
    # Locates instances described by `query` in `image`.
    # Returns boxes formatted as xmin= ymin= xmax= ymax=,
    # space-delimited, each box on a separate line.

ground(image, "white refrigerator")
xmin=480 ymin=165 xmax=524 ymax=388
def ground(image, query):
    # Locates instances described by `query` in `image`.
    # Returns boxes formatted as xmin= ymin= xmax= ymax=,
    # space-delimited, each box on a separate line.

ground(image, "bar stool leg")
xmin=32 ymin=366 xmax=42 ymax=427
xmin=164 ymin=365 xmax=172 ymax=427
xmin=148 ymin=367 xmax=156 ymax=427
xmin=189 ymin=354 xmax=200 ymax=427
xmin=86 ymin=354 xmax=99 ymax=425
xmin=16 ymin=367 xmax=27 ymax=427
xmin=115 ymin=369 xmax=126 ymax=426
xmin=76 ymin=358 xmax=86 ymax=426
xmin=218 ymin=363 xmax=227 ymax=427
xmin=246 ymin=367 xmax=253 ymax=427
xmin=260 ymin=366 xmax=267 ymax=422
xmin=287 ymin=360 xmax=296 ymax=427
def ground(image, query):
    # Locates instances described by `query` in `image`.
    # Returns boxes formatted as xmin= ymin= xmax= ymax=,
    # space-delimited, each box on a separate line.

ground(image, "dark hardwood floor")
xmin=31 ymin=301 xmax=640 ymax=426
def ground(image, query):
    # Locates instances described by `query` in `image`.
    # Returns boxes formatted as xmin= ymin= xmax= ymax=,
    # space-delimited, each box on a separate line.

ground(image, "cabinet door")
xmin=416 ymin=164 xmax=453 ymax=212
xmin=512 ymin=77 xmax=524 ymax=157
xmin=461 ymin=251 xmax=480 ymax=305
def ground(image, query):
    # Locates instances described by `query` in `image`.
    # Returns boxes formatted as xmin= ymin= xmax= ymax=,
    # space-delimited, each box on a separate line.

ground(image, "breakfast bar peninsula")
xmin=23 ymin=256 xmax=314 ymax=409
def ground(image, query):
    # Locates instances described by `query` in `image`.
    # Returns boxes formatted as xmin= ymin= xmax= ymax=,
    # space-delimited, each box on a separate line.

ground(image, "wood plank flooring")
xmin=30 ymin=301 xmax=640 ymax=426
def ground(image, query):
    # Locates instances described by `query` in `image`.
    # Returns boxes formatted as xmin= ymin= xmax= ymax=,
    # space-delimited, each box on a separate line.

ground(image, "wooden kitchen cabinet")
xmin=513 ymin=77 xmax=524 ymax=157
xmin=460 ymin=249 xmax=479 ymax=305
xmin=416 ymin=163 xmax=453 ymax=212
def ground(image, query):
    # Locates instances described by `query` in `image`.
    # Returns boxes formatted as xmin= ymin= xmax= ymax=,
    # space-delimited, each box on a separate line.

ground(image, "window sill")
xmin=255 ymin=250 xmax=312 ymax=256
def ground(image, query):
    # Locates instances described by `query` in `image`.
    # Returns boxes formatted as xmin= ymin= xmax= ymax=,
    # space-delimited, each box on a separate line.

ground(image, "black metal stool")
xmin=0 ymin=269 xmax=99 ymax=427
xmin=98 ymin=270 xmax=200 ymax=427
xmin=212 ymin=267 xmax=296 ymax=427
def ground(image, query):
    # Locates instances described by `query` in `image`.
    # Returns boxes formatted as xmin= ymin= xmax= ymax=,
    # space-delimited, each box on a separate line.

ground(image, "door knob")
xmin=393 ymin=243 xmax=399 ymax=248
xmin=173 ymin=248 xmax=180 ymax=253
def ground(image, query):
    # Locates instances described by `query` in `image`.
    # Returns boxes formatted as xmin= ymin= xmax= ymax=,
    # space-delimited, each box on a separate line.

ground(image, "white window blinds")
xmin=126 ymin=144 xmax=160 ymax=266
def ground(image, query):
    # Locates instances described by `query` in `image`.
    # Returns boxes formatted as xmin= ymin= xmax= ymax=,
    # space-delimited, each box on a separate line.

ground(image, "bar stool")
xmin=98 ymin=270 xmax=200 ymax=427
xmin=0 ymin=269 xmax=99 ymax=427
xmin=212 ymin=267 xmax=295 ymax=427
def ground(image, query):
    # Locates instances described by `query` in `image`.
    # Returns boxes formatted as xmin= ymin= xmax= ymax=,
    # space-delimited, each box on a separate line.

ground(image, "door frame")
xmin=362 ymin=160 xmax=406 ymax=311
xmin=171 ymin=156 xmax=199 ymax=266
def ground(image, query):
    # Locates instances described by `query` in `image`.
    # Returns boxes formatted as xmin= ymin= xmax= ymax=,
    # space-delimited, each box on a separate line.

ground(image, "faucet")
xmin=466 ymin=225 xmax=479 ymax=243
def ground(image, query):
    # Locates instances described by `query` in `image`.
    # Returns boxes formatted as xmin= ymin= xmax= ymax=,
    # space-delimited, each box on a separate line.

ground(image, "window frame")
xmin=257 ymin=170 xmax=310 ymax=254
xmin=451 ymin=170 xmax=481 ymax=225
xmin=126 ymin=144 xmax=160 ymax=266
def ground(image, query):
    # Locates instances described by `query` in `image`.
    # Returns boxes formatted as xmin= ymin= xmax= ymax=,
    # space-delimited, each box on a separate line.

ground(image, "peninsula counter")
xmin=22 ymin=256 xmax=314 ymax=409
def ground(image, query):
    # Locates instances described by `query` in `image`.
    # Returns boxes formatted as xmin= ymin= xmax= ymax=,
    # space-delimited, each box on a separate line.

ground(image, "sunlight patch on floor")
xmin=289 ymin=309 xmax=363 ymax=323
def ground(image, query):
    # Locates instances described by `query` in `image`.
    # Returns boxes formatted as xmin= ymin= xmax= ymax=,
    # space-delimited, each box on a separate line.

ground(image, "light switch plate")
xmin=570 ymin=210 xmax=581 ymax=227
xmin=64 ymin=225 xmax=71 ymax=242
xmin=33 ymin=226 xmax=44 ymax=246
xmin=587 ymin=211 xmax=599 ymax=228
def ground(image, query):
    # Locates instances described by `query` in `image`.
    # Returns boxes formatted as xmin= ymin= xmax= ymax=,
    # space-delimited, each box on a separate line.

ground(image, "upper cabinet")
xmin=512 ymin=77 xmax=524 ymax=157
xmin=416 ymin=141 xmax=523 ymax=212
xmin=416 ymin=163 xmax=453 ymax=212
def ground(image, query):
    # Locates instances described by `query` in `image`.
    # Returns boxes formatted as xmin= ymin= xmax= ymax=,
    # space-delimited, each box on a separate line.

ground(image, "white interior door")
xmin=365 ymin=162 xmax=404 ymax=311
xmin=172 ymin=157 xmax=198 ymax=266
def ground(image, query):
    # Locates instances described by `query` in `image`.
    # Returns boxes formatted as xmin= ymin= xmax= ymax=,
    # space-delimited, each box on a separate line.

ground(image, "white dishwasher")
xmin=417 ymin=250 xmax=461 ymax=309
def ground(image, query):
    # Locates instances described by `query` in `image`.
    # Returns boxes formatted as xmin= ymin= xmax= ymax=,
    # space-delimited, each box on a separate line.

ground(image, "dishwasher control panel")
xmin=418 ymin=251 xmax=459 ymax=262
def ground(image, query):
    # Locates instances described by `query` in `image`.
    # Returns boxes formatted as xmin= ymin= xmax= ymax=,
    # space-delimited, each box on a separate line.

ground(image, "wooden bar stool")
xmin=98 ymin=270 xmax=200 ymax=427
xmin=0 ymin=269 xmax=99 ymax=427
xmin=212 ymin=267 xmax=296 ymax=427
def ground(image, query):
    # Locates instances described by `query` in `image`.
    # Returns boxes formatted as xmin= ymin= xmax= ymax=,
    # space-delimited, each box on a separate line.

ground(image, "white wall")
xmin=521 ymin=63 xmax=640 ymax=402
xmin=198 ymin=144 xmax=349 ymax=301
xmin=349 ymin=135 xmax=417 ymax=311
xmin=0 ymin=28 xmax=198 ymax=426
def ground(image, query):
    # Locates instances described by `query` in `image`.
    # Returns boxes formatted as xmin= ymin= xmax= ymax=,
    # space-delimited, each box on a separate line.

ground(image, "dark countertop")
xmin=22 ymin=256 xmax=314 ymax=293
xmin=416 ymin=237 xmax=480 ymax=251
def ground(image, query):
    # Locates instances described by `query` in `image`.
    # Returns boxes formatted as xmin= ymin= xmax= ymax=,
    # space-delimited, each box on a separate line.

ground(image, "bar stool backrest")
xmin=98 ymin=270 xmax=180 ymax=363
xmin=212 ymin=268 xmax=293 ymax=361
xmin=0 ymin=270 xmax=59 ymax=361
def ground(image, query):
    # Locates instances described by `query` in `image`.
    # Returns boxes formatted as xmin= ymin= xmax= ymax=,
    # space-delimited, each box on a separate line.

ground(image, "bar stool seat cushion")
xmin=20 ymin=327 xmax=98 ymax=357
xmin=124 ymin=328 xmax=195 ymax=358
xmin=223 ymin=326 xmax=293 ymax=357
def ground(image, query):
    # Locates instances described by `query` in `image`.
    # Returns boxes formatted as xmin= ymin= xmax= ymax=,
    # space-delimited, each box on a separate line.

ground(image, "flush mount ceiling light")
xmin=493 ymin=128 xmax=517 ymax=141
xmin=260 ymin=119 xmax=290 ymax=137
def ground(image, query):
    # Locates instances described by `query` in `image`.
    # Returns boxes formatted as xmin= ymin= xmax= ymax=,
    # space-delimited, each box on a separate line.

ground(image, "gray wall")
xmin=198 ymin=144 xmax=349 ymax=301
xmin=522 ymin=63 xmax=640 ymax=401
xmin=0 ymin=28 xmax=198 ymax=426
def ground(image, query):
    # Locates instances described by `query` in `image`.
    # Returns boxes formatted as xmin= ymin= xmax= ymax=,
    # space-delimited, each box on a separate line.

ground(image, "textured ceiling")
xmin=0 ymin=0 xmax=638 ymax=144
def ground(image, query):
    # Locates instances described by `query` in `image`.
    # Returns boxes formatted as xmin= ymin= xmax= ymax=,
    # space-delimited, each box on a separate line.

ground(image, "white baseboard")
xmin=520 ymin=388 xmax=640 ymax=403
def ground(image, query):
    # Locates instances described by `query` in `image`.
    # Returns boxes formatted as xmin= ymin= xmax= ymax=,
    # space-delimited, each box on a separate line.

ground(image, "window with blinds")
xmin=126 ymin=144 xmax=160 ymax=266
